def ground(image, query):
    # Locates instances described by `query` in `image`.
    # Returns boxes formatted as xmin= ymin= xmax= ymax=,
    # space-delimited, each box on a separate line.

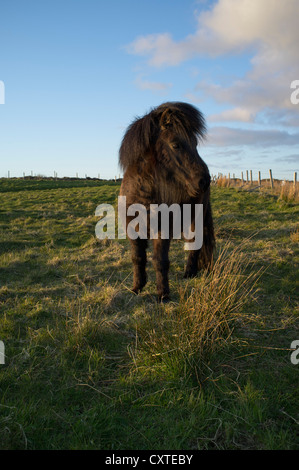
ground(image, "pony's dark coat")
xmin=119 ymin=102 xmax=215 ymax=300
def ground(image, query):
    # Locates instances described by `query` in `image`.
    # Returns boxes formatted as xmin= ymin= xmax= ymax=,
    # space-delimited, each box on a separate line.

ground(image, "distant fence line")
xmin=211 ymin=169 xmax=298 ymax=189
xmin=2 ymin=169 xmax=298 ymax=188
xmin=3 ymin=171 xmax=122 ymax=182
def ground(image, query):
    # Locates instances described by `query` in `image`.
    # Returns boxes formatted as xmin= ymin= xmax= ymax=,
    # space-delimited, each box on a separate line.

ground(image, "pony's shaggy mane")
xmin=119 ymin=101 xmax=207 ymax=171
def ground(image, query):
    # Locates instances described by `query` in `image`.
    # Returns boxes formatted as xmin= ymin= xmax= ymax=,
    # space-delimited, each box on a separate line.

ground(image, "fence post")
xmin=246 ymin=170 xmax=249 ymax=183
xmin=269 ymin=169 xmax=273 ymax=189
xmin=258 ymin=171 xmax=261 ymax=186
xmin=241 ymin=171 xmax=244 ymax=184
xmin=250 ymin=170 xmax=253 ymax=185
xmin=294 ymin=171 xmax=297 ymax=189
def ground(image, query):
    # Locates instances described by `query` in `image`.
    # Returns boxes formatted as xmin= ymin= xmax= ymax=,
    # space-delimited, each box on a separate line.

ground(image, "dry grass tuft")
xmin=290 ymin=226 xmax=299 ymax=243
xmin=215 ymin=176 xmax=299 ymax=203
xmin=129 ymin=241 xmax=261 ymax=383
xmin=279 ymin=181 xmax=298 ymax=203
xmin=216 ymin=176 xmax=231 ymax=188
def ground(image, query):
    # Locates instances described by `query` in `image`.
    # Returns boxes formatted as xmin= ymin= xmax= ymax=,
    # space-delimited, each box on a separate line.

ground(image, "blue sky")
xmin=0 ymin=0 xmax=298 ymax=180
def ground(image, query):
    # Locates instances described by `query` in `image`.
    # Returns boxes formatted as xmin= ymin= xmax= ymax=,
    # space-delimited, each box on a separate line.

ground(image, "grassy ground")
xmin=0 ymin=178 xmax=298 ymax=450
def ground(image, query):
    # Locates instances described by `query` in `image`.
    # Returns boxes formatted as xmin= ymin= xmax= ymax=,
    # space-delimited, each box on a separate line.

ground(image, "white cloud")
xmin=127 ymin=0 xmax=299 ymax=69
xmin=135 ymin=75 xmax=172 ymax=93
xmin=126 ymin=0 xmax=299 ymax=126
xmin=207 ymin=126 xmax=299 ymax=147
xmin=275 ymin=154 xmax=299 ymax=165
xmin=209 ymin=107 xmax=255 ymax=123
xmin=196 ymin=73 xmax=298 ymax=124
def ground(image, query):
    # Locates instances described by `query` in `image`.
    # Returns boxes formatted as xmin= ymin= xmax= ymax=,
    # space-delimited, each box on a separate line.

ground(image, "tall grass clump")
xmin=129 ymin=242 xmax=260 ymax=385
xmin=279 ymin=181 xmax=298 ymax=203
xmin=216 ymin=176 xmax=231 ymax=188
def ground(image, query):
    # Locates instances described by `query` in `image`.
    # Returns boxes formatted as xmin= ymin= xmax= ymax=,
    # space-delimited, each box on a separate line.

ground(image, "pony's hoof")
xmin=158 ymin=294 xmax=170 ymax=303
xmin=132 ymin=287 xmax=142 ymax=295
xmin=183 ymin=270 xmax=197 ymax=279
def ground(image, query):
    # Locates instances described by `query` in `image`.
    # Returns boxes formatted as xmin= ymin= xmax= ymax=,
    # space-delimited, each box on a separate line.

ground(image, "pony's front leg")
xmin=153 ymin=238 xmax=170 ymax=301
xmin=183 ymin=217 xmax=200 ymax=278
xmin=130 ymin=238 xmax=148 ymax=294
xmin=184 ymin=249 xmax=200 ymax=278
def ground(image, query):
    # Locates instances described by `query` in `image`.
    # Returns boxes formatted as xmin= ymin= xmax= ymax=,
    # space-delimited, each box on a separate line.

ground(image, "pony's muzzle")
xmin=198 ymin=173 xmax=211 ymax=193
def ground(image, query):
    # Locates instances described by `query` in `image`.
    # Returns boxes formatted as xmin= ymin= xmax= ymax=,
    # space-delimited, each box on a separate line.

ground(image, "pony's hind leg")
xmin=198 ymin=200 xmax=215 ymax=271
xmin=153 ymin=238 xmax=170 ymax=301
xmin=130 ymin=238 xmax=148 ymax=294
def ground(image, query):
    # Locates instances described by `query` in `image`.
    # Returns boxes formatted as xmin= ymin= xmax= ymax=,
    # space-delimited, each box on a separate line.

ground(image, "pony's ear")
xmin=159 ymin=108 xmax=174 ymax=130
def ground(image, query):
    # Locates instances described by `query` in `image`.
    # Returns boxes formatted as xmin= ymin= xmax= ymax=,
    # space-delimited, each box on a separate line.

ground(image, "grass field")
xmin=0 ymin=178 xmax=298 ymax=450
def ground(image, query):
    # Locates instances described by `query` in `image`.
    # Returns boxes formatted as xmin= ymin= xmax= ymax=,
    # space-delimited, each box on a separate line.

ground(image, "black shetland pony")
xmin=119 ymin=102 xmax=215 ymax=301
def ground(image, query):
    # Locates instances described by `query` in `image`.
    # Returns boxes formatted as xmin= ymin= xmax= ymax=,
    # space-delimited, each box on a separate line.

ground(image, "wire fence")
xmin=213 ymin=169 xmax=298 ymax=202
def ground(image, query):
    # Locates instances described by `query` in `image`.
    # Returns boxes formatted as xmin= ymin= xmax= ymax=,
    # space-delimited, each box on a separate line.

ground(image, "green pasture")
xmin=0 ymin=178 xmax=298 ymax=449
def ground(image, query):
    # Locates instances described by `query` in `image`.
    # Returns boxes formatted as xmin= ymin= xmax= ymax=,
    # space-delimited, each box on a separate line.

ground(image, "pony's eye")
xmin=172 ymin=142 xmax=180 ymax=149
